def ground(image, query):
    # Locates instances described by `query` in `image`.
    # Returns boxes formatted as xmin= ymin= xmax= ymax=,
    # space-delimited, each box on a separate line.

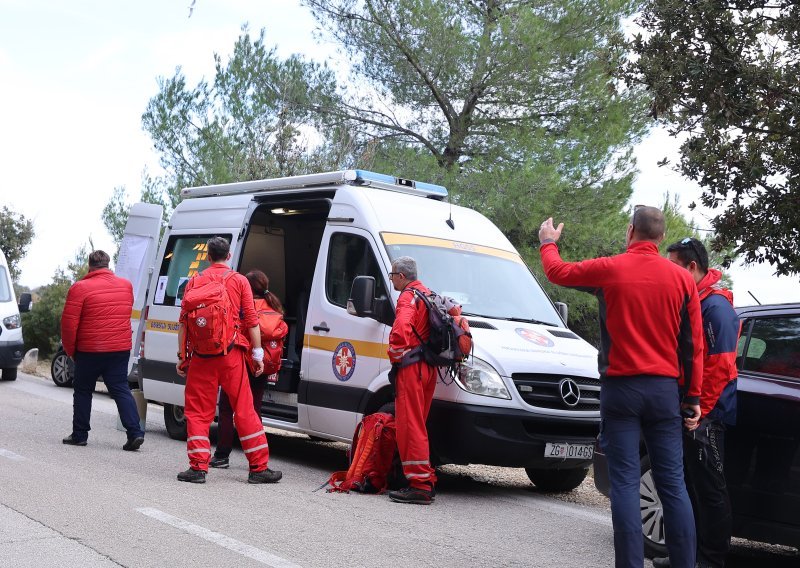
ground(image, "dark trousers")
xmin=213 ymin=373 xmax=266 ymax=459
xmin=684 ymin=420 xmax=732 ymax=567
xmin=600 ymin=376 xmax=696 ymax=568
xmin=72 ymin=351 xmax=144 ymax=441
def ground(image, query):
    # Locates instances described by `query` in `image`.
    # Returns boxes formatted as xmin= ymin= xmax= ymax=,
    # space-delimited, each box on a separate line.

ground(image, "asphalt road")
xmin=1 ymin=372 xmax=797 ymax=567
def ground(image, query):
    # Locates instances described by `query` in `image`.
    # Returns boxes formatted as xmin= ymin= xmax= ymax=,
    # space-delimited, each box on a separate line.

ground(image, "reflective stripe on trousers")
xmin=184 ymin=348 xmax=270 ymax=472
xmin=395 ymin=361 xmax=438 ymax=489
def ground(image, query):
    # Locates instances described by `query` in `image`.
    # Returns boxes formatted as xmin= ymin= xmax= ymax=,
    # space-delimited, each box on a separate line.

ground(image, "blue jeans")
xmin=72 ymin=351 xmax=144 ymax=441
xmin=600 ymin=376 xmax=696 ymax=568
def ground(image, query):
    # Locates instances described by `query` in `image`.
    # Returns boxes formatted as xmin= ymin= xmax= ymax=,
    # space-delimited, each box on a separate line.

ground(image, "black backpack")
xmin=407 ymin=288 xmax=473 ymax=379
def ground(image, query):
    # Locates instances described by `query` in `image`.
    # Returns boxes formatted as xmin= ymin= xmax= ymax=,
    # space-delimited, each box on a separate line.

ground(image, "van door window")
xmin=153 ymin=234 xmax=232 ymax=307
xmin=325 ymin=232 xmax=387 ymax=308
xmin=743 ymin=317 xmax=800 ymax=379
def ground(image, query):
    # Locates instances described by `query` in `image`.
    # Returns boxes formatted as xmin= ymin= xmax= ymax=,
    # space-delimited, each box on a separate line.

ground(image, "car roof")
xmin=735 ymin=302 xmax=800 ymax=318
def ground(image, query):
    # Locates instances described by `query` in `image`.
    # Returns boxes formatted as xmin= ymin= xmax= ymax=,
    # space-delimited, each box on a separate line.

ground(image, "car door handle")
xmin=313 ymin=324 xmax=330 ymax=332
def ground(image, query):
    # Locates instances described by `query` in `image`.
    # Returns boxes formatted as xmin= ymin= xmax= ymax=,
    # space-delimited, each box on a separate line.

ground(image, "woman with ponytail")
xmin=210 ymin=270 xmax=288 ymax=469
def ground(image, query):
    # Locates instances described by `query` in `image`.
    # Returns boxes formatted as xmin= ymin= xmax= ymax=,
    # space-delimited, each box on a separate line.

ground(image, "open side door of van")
xmin=115 ymin=203 xmax=163 ymax=378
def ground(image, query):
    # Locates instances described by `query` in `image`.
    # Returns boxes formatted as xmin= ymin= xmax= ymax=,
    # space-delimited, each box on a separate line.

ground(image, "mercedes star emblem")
xmin=559 ymin=378 xmax=581 ymax=407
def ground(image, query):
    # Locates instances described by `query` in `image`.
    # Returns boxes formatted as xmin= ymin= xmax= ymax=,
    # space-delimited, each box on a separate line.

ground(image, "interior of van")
xmin=237 ymin=195 xmax=333 ymax=421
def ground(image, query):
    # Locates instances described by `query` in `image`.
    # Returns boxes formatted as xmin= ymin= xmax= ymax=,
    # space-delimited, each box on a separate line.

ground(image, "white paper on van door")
xmin=115 ymin=234 xmax=150 ymax=299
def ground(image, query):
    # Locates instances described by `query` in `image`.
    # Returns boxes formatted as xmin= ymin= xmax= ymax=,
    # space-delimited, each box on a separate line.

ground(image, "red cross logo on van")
xmin=515 ymin=327 xmax=554 ymax=347
xmin=332 ymin=342 xmax=356 ymax=382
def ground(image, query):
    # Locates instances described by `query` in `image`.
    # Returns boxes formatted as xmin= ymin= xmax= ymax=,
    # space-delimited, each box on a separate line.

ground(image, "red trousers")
xmin=395 ymin=361 xmax=438 ymax=489
xmin=185 ymin=348 xmax=269 ymax=472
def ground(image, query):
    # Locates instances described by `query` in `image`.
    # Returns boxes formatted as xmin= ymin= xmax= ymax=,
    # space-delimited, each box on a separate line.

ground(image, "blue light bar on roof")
xmin=352 ymin=169 xmax=448 ymax=198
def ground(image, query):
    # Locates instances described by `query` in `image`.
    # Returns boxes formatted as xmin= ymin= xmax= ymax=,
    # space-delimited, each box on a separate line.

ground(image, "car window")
xmin=153 ymin=234 xmax=231 ymax=307
xmin=0 ymin=266 xmax=11 ymax=302
xmin=742 ymin=317 xmax=800 ymax=379
xmin=326 ymin=232 xmax=387 ymax=308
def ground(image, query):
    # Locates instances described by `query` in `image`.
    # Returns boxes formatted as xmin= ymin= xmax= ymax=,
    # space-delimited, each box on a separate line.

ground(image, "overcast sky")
xmin=2 ymin=0 xmax=797 ymax=306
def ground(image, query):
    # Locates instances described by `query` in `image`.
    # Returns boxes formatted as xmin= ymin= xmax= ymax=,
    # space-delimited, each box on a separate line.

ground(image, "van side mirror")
xmin=348 ymin=276 xmax=376 ymax=317
xmin=348 ymin=276 xmax=395 ymax=326
xmin=554 ymin=301 xmax=568 ymax=325
xmin=18 ymin=293 xmax=32 ymax=313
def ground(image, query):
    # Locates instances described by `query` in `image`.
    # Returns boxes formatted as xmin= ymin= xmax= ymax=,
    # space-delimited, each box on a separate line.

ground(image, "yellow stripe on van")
xmin=381 ymin=232 xmax=523 ymax=263
xmin=131 ymin=309 xmax=142 ymax=319
xmin=305 ymin=335 xmax=389 ymax=360
xmin=146 ymin=319 xmax=181 ymax=333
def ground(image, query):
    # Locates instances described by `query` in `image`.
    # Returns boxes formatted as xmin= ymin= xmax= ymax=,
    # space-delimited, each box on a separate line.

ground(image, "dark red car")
xmin=593 ymin=302 xmax=800 ymax=556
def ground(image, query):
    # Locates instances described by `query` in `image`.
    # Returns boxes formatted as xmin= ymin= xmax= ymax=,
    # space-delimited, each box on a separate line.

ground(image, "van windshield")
xmin=0 ymin=267 xmax=11 ymax=302
xmin=382 ymin=234 xmax=562 ymax=327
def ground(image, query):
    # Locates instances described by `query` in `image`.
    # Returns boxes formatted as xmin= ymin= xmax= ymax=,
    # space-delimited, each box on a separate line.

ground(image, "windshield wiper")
xmin=503 ymin=316 xmax=558 ymax=327
xmin=461 ymin=312 xmax=557 ymax=327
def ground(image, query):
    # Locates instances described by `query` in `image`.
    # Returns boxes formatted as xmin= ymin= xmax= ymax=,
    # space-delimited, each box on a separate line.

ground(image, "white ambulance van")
xmin=0 ymin=248 xmax=31 ymax=381
xmin=129 ymin=170 xmax=600 ymax=491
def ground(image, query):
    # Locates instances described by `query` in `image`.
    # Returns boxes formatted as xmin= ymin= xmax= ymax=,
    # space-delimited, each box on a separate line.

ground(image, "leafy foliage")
xmin=305 ymin=0 xmax=649 ymax=343
xmin=626 ymin=0 xmax=800 ymax=275
xmin=0 ymin=206 xmax=35 ymax=282
xmin=104 ymin=1 xmax=715 ymax=345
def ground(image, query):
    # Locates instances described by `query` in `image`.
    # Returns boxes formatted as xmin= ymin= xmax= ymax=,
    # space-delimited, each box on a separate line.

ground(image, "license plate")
xmin=544 ymin=442 xmax=594 ymax=460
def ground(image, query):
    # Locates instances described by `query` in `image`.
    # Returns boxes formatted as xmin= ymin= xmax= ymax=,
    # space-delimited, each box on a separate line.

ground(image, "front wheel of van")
xmin=164 ymin=403 xmax=188 ymax=441
xmin=525 ymin=466 xmax=588 ymax=492
xmin=1 ymin=368 xmax=17 ymax=381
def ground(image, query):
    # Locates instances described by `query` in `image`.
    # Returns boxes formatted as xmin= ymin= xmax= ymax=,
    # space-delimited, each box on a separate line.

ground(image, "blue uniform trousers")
xmin=600 ymin=375 xmax=696 ymax=568
xmin=72 ymin=351 xmax=144 ymax=442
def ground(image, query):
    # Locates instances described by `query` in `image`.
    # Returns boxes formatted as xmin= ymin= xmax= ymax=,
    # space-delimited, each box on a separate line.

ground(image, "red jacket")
xmin=696 ymin=269 xmax=740 ymax=420
xmin=388 ymin=280 xmax=431 ymax=363
xmin=540 ymin=241 xmax=704 ymax=402
xmin=61 ymin=268 xmax=134 ymax=356
xmin=181 ymin=264 xmax=258 ymax=350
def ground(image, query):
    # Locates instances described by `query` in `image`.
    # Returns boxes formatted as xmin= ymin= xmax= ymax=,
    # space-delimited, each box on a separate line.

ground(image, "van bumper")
xmin=0 ymin=339 xmax=25 ymax=368
xmin=427 ymin=399 xmax=599 ymax=469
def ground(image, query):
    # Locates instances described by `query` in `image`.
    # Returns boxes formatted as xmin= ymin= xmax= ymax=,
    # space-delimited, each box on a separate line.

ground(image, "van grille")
xmin=512 ymin=373 xmax=600 ymax=411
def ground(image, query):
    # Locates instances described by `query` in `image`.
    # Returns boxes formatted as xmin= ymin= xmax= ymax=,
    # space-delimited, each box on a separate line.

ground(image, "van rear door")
xmin=115 ymin=203 xmax=163 ymax=376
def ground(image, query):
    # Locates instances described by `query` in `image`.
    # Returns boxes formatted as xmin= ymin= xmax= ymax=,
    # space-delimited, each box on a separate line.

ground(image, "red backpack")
xmin=253 ymin=298 xmax=288 ymax=379
xmin=180 ymin=269 xmax=237 ymax=356
xmin=326 ymin=412 xmax=398 ymax=494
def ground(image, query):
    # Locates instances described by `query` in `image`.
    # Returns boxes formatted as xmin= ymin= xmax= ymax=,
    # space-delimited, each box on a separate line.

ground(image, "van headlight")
xmin=3 ymin=314 xmax=21 ymax=330
xmin=455 ymin=357 xmax=511 ymax=399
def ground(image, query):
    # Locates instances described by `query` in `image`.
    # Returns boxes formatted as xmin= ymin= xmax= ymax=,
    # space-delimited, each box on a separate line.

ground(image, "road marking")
xmin=136 ymin=507 xmax=301 ymax=568
xmin=0 ymin=448 xmax=26 ymax=461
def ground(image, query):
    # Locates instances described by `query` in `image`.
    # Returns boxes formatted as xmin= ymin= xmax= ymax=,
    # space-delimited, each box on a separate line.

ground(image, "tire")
xmin=51 ymin=350 xmax=74 ymax=387
xmin=1 ymin=368 xmax=17 ymax=381
xmin=164 ymin=403 xmax=188 ymax=441
xmin=525 ymin=466 xmax=588 ymax=492
xmin=640 ymin=455 xmax=668 ymax=559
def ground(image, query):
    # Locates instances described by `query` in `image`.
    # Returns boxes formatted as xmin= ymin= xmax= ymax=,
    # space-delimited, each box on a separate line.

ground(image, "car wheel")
xmin=164 ymin=403 xmax=188 ymax=441
xmin=1 ymin=367 xmax=18 ymax=381
xmin=525 ymin=466 xmax=589 ymax=492
xmin=640 ymin=455 xmax=669 ymax=559
xmin=51 ymin=350 xmax=74 ymax=387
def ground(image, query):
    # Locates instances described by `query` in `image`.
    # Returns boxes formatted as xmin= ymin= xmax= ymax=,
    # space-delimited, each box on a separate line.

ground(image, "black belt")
xmin=193 ymin=341 xmax=237 ymax=358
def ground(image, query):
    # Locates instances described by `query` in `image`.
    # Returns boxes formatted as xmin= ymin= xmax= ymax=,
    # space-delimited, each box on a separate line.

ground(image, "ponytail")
xmin=264 ymin=290 xmax=284 ymax=314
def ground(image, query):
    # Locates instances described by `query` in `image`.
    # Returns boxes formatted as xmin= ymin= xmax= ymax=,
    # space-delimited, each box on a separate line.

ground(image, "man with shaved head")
xmin=538 ymin=206 xmax=704 ymax=568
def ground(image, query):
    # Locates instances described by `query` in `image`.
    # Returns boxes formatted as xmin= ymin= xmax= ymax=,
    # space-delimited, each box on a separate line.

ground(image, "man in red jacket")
xmin=175 ymin=237 xmax=281 ymax=485
xmin=539 ymin=207 xmax=704 ymax=568
xmin=651 ymin=238 xmax=740 ymax=568
xmin=60 ymin=250 xmax=144 ymax=451
xmin=386 ymin=256 xmax=438 ymax=505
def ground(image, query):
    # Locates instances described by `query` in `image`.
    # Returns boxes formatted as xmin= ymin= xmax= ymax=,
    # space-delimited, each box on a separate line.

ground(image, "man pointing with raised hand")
xmin=538 ymin=207 xmax=704 ymax=568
